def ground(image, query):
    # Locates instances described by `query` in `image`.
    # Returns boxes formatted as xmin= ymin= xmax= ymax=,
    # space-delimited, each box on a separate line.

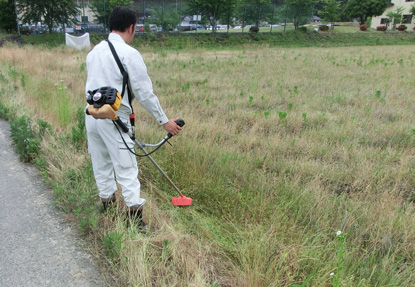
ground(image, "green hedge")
xmin=12 ymin=30 xmax=415 ymax=49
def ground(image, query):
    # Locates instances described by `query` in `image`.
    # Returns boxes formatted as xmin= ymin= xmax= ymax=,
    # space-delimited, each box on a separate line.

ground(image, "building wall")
xmin=371 ymin=0 xmax=415 ymax=30
xmin=75 ymin=0 xmax=95 ymax=23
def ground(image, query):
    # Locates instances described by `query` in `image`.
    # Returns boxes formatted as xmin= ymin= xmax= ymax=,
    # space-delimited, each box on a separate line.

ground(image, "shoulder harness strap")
xmin=106 ymin=39 xmax=134 ymax=114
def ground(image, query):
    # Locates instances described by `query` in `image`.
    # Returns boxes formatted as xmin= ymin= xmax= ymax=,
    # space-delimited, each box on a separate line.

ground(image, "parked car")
xmin=216 ymin=25 xmax=228 ymax=30
xmin=65 ymin=27 xmax=74 ymax=33
xmin=313 ymin=23 xmax=340 ymax=27
xmin=135 ymin=24 xmax=144 ymax=33
xmin=148 ymin=24 xmax=158 ymax=33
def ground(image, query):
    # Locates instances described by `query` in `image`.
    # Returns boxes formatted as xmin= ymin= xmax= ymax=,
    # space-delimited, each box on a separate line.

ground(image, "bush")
xmin=376 ymin=26 xmax=387 ymax=31
xmin=20 ymin=27 xmax=31 ymax=35
xmin=249 ymin=26 xmax=259 ymax=33
xmin=397 ymin=25 xmax=407 ymax=31
xmin=298 ymin=26 xmax=308 ymax=33
xmin=319 ymin=25 xmax=329 ymax=32
xmin=10 ymin=116 xmax=41 ymax=162
xmin=0 ymin=98 xmax=9 ymax=119
xmin=360 ymin=24 xmax=368 ymax=31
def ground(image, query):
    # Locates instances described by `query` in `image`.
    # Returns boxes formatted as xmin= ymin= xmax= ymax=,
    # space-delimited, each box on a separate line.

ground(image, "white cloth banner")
xmin=65 ymin=32 xmax=91 ymax=50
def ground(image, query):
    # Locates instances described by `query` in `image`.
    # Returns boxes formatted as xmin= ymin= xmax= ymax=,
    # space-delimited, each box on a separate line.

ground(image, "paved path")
xmin=0 ymin=119 xmax=110 ymax=287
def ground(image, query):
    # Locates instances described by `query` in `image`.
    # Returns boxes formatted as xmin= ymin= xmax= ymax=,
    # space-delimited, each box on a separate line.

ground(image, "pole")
xmin=284 ymin=4 xmax=287 ymax=32
xmin=14 ymin=0 xmax=20 ymax=36
xmin=143 ymin=0 xmax=146 ymax=28
xmin=178 ymin=0 xmax=181 ymax=34
xmin=270 ymin=2 xmax=275 ymax=33
xmin=242 ymin=1 xmax=246 ymax=33
xmin=162 ymin=0 xmax=164 ymax=32
xmin=103 ymin=0 xmax=106 ymax=31
xmin=196 ymin=4 xmax=199 ymax=34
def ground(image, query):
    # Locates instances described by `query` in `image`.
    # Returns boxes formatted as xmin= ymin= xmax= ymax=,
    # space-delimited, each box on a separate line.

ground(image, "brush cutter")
xmin=85 ymin=88 xmax=191 ymax=206
xmin=114 ymin=118 xmax=192 ymax=207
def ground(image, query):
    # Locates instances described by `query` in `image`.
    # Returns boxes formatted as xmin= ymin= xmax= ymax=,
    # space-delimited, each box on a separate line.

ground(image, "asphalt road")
xmin=0 ymin=119 xmax=110 ymax=287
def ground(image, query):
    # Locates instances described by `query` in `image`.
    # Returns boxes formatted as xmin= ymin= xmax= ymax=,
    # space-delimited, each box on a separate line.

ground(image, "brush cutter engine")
xmin=87 ymin=86 xmax=121 ymax=111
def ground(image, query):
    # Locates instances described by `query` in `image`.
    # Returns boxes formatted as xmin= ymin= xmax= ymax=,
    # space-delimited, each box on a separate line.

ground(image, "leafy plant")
xmin=397 ymin=24 xmax=407 ymax=31
xmin=103 ymin=231 xmax=125 ymax=260
xmin=0 ymin=98 xmax=9 ymax=119
xmin=71 ymin=108 xmax=86 ymax=149
xmin=319 ymin=25 xmax=329 ymax=32
xmin=249 ymin=26 xmax=259 ymax=33
xmin=55 ymin=80 xmax=71 ymax=126
xmin=332 ymin=231 xmax=347 ymax=287
xmin=302 ymin=112 xmax=307 ymax=122
xmin=278 ymin=110 xmax=288 ymax=122
xmin=9 ymin=115 xmax=41 ymax=162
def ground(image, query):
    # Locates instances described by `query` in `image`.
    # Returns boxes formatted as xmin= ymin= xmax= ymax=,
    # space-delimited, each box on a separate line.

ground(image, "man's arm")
xmin=125 ymin=50 xmax=169 ymax=125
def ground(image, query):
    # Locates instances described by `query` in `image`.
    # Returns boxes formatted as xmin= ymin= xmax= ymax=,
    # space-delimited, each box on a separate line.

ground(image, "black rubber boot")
xmin=127 ymin=208 xmax=146 ymax=228
xmin=102 ymin=194 xmax=116 ymax=211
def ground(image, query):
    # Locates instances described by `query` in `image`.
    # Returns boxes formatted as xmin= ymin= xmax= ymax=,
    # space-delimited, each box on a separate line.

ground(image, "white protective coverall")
xmin=85 ymin=33 xmax=169 ymax=208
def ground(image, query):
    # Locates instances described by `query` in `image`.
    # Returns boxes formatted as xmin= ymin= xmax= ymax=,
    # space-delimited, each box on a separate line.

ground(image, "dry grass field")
xmin=1 ymin=42 xmax=415 ymax=286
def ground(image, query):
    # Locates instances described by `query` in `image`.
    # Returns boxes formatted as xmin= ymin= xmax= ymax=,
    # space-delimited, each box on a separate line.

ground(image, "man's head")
xmin=109 ymin=6 xmax=137 ymax=32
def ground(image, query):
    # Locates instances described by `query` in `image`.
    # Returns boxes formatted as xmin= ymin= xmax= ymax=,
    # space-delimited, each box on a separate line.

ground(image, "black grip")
xmin=167 ymin=118 xmax=185 ymax=138
xmin=115 ymin=118 xmax=129 ymax=133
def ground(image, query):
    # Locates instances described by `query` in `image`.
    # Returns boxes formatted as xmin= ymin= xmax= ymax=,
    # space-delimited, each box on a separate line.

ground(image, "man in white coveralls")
xmin=85 ymin=6 xmax=181 ymax=226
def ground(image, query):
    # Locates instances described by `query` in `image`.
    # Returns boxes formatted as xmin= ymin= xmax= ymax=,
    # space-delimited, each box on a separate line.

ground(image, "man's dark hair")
xmin=108 ymin=6 xmax=137 ymax=32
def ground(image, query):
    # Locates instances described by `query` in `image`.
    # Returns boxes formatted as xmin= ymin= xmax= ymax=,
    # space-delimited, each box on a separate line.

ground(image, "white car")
xmin=65 ymin=27 xmax=74 ymax=33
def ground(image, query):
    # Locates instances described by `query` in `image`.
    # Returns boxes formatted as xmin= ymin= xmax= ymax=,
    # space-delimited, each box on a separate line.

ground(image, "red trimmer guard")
xmin=172 ymin=196 xmax=193 ymax=206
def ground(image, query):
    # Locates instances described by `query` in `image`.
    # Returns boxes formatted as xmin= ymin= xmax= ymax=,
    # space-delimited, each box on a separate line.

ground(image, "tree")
xmin=186 ymin=0 xmax=233 ymax=33
xmin=251 ymin=0 xmax=271 ymax=27
xmin=149 ymin=1 xmax=181 ymax=32
xmin=386 ymin=6 xmax=404 ymax=30
xmin=344 ymin=0 xmax=389 ymax=25
xmin=236 ymin=0 xmax=282 ymax=28
xmin=319 ymin=0 xmax=341 ymax=29
xmin=89 ymin=0 xmax=133 ymax=29
xmin=18 ymin=0 xmax=78 ymax=33
xmin=219 ymin=0 xmax=242 ymax=30
xmin=0 ymin=0 xmax=17 ymax=33
xmin=284 ymin=0 xmax=319 ymax=30
xmin=411 ymin=4 xmax=415 ymax=20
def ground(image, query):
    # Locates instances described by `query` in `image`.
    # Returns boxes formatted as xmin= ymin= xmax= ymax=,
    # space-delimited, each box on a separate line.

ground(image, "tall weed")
xmin=9 ymin=116 xmax=51 ymax=162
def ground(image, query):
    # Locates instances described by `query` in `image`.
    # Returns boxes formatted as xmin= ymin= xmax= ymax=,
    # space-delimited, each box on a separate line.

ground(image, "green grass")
xmin=2 ymin=36 xmax=415 ymax=286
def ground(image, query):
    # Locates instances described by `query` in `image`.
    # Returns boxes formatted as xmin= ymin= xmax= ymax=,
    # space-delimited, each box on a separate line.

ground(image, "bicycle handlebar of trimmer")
xmin=115 ymin=117 xmax=185 ymax=138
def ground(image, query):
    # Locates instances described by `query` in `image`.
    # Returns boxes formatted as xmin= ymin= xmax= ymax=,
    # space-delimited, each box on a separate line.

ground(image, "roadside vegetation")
xmin=1 ymin=34 xmax=415 ymax=286
xmin=4 ymin=24 xmax=414 ymax=50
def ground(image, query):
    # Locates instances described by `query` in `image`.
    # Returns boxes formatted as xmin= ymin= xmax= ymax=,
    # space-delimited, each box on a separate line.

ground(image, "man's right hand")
xmin=87 ymin=104 xmax=118 ymax=120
